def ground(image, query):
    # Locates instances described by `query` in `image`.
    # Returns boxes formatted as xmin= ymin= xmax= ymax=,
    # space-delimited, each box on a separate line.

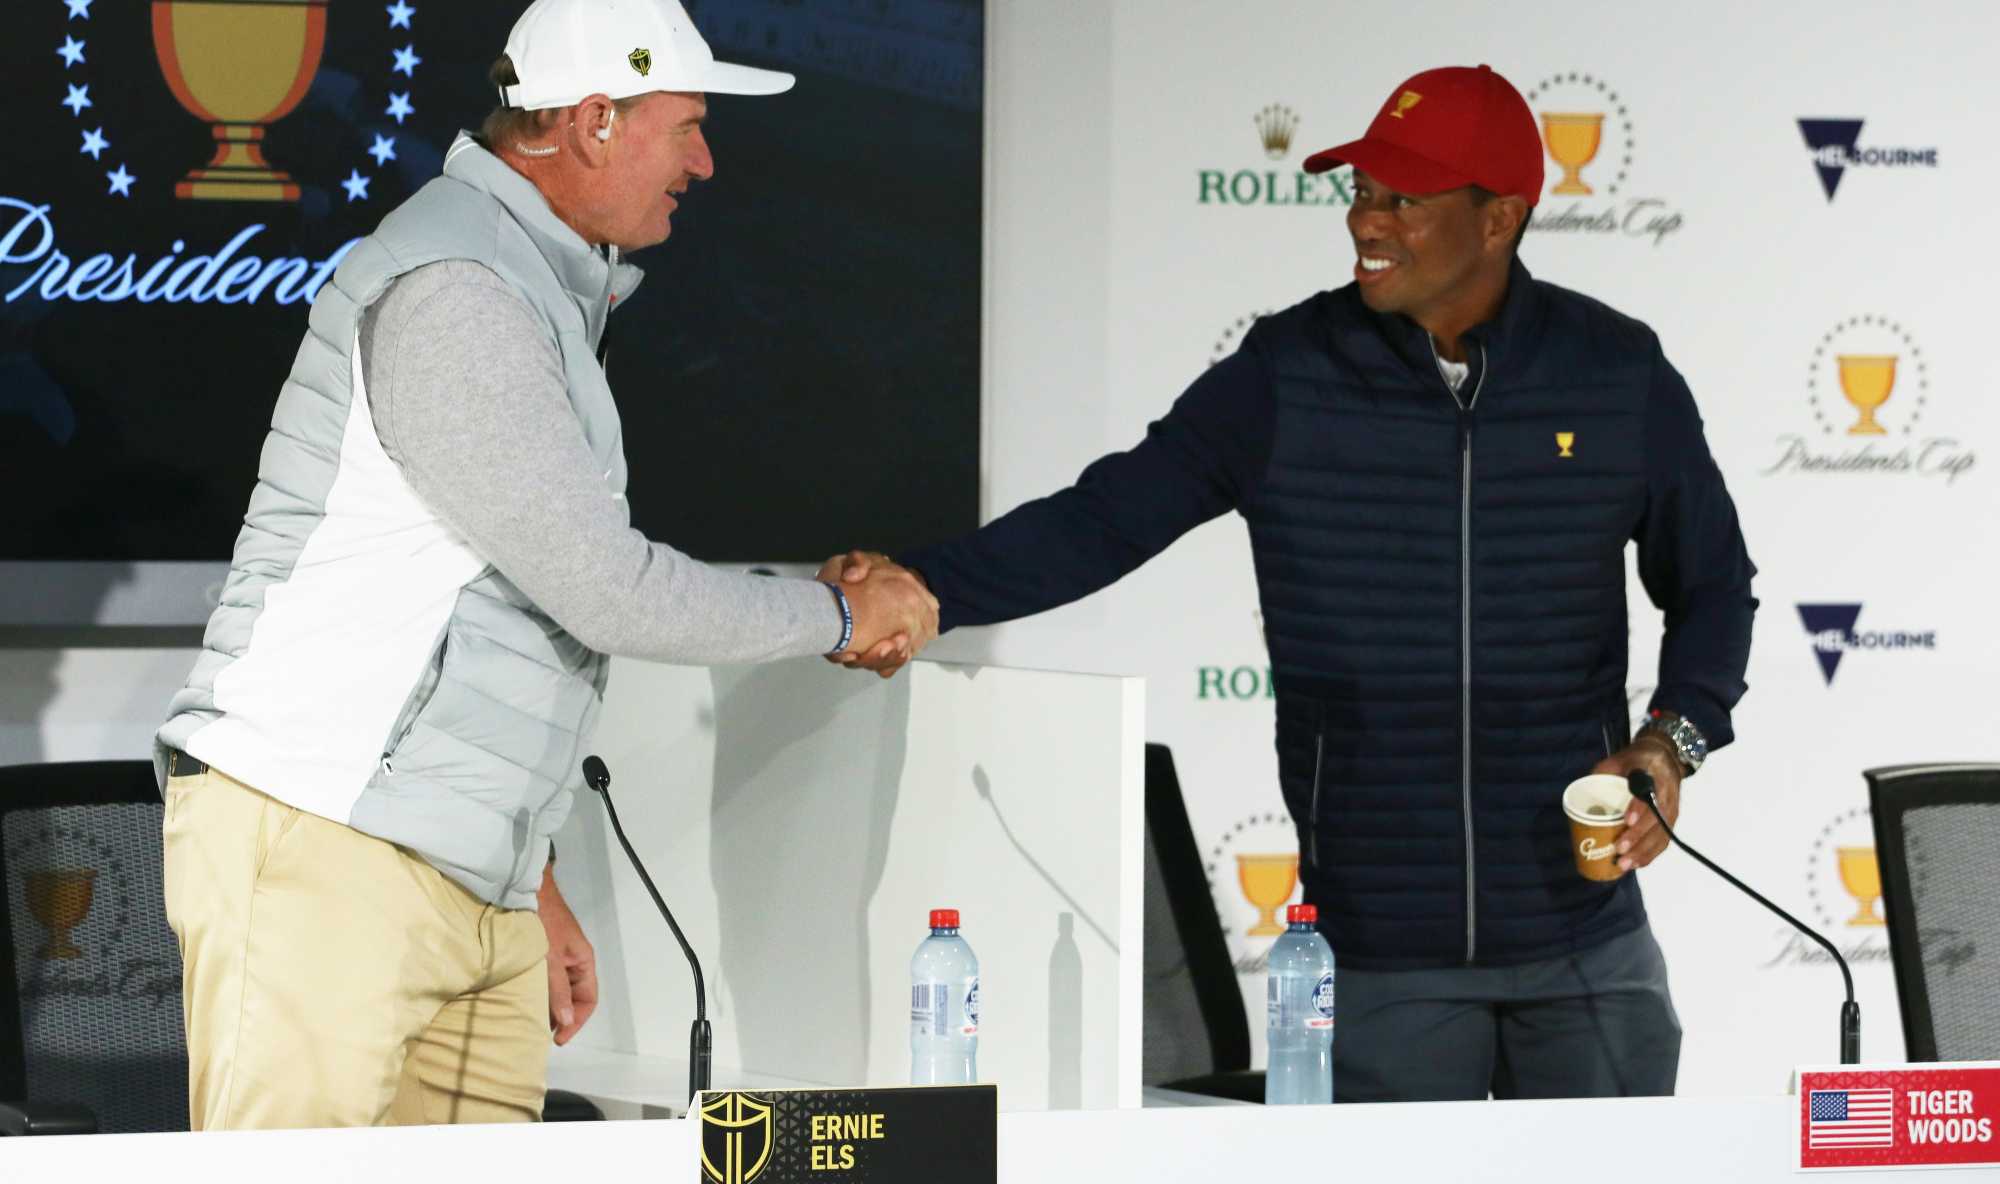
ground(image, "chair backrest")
xmin=1141 ymin=744 xmax=1250 ymax=1083
xmin=1865 ymin=763 xmax=2000 ymax=1063
xmin=0 ymin=761 xmax=187 ymax=1132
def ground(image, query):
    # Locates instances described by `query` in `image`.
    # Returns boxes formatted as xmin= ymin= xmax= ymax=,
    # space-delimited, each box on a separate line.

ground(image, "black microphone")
xmin=581 ymin=754 xmax=714 ymax=1103
xmin=1627 ymin=769 xmax=1860 ymax=1064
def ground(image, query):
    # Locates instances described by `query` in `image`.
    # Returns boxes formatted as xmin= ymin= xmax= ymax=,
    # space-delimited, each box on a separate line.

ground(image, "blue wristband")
xmin=824 ymin=581 xmax=854 ymax=656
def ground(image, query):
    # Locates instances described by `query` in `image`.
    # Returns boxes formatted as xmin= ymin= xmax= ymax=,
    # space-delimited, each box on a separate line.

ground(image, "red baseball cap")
xmin=1303 ymin=65 xmax=1544 ymax=206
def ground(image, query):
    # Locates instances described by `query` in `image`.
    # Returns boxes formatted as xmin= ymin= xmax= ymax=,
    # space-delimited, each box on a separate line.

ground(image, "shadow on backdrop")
xmin=709 ymin=665 xmax=911 ymax=1083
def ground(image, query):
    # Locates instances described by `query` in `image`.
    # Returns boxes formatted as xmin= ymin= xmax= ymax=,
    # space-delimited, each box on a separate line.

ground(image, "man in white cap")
xmin=156 ymin=0 xmax=937 ymax=1129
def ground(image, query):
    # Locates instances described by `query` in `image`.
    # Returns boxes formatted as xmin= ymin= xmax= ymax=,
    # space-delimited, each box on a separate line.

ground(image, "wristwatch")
xmin=1641 ymin=709 xmax=1707 ymax=777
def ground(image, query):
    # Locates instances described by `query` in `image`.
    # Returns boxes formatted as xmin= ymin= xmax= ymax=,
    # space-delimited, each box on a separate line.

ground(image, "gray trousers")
xmin=1332 ymin=923 xmax=1682 ymax=1102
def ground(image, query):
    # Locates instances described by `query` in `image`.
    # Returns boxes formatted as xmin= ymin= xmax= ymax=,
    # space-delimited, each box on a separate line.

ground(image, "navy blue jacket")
xmin=903 ymin=260 xmax=1757 ymax=970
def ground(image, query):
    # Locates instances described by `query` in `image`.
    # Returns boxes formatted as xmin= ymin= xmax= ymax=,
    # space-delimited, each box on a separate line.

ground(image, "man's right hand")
xmin=828 ymin=552 xmax=937 ymax=678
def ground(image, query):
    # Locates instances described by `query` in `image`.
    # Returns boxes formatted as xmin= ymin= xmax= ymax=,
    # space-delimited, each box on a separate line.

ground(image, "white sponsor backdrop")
xmin=7 ymin=0 xmax=1999 ymax=1108
xmin=945 ymin=0 xmax=2000 ymax=1096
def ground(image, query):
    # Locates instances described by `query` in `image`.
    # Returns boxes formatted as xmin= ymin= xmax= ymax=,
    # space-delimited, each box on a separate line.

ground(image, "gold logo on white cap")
xmin=1389 ymin=90 xmax=1423 ymax=119
xmin=629 ymin=47 xmax=652 ymax=77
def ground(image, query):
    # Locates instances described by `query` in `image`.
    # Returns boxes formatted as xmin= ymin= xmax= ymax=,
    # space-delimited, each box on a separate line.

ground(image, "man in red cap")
xmin=828 ymin=66 xmax=1756 ymax=1101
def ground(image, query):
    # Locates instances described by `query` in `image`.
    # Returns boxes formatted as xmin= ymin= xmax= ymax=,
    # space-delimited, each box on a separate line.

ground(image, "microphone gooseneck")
xmin=583 ymin=755 xmax=715 ymax=1101
xmin=1626 ymin=769 xmax=1859 ymax=1064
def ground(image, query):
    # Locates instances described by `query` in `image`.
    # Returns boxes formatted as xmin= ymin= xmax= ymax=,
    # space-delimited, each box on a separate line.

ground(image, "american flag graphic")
xmin=1809 ymin=1088 xmax=1896 ymax=1148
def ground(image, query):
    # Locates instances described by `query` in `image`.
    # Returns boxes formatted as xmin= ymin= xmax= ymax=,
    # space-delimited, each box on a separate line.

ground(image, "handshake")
xmin=818 ymin=550 xmax=938 ymax=678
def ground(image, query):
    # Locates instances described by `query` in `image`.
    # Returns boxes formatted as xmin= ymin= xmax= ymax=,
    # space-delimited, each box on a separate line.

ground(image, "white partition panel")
xmin=550 ymin=658 xmax=1145 ymax=1112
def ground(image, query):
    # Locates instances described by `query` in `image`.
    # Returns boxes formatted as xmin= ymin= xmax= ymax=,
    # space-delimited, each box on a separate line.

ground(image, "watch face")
xmin=1674 ymin=723 xmax=1706 ymax=770
xmin=1648 ymin=716 xmax=1703 ymax=772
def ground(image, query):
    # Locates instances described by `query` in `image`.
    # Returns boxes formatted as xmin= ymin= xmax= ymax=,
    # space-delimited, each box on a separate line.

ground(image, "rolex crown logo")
xmin=629 ymin=47 xmax=653 ymax=77
xmin=1254 ymin=104 xmax=1299 ymax=160
xmin=1390 ymin=90 xmax=1423 ymax=119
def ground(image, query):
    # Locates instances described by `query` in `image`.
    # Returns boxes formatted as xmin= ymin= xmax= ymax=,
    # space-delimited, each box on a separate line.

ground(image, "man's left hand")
xmin=538 ymin=866 xmax=598 ymax=1045
xmin=1590 ymin=734 xmax=1684 ymax=873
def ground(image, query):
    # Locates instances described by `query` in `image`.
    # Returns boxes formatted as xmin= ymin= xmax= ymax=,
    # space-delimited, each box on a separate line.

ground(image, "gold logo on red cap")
xmin=629 ymin=47 xmax=652 ymax=77
xmin=1389 ymin=90 xmax=1423 ymax=119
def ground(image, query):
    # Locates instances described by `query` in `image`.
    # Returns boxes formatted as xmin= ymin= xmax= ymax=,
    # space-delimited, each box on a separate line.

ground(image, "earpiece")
xmin=596 ymin=111 xmax=615 ymax=142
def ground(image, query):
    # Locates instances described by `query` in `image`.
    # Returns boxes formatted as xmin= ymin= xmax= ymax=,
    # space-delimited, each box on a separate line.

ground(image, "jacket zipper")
xmin=1602 ymin=721 xmax=1615 ymax=760
xmin=380 ymin=630 xmax=449 ymax=774
xmin=1307 ymin=719 xmax=1326 ymax=869
xmin=1433 ymin=339 xmax=1487 ymax=966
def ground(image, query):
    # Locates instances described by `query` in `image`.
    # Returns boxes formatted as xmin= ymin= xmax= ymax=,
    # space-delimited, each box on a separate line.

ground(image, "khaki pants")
xmin=162 ymin=765 xmax=550 ymax=1129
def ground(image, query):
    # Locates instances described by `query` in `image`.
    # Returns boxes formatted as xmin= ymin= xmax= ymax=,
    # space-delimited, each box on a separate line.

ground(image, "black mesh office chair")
xmin=0 ymin=760 xmax=600 ymax=1134
xmin=1142 ymin=744 xmax=1264 ymax=1102
xmin=1 ymin=760 xmax=183 ymax=1134
xmin=1865 ymin=763 xmax=2000 ymax=1063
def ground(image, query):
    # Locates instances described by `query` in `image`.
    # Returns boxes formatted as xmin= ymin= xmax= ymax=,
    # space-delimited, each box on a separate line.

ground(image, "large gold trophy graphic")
xmin=1836 ymin=354 xmax=1896 ymax=436
xmin=1540 ymin=112 xmax=1604 ymax=196
xmin=1236 ymin=853 xmax=1299 ymax=938
xmin=25 ymin=869 xmax=98 ymax=960
xmin=153 ymin=0 xmax=330 ymax=201
xmin=1836 ymin=846 xmax=1885 ymax=927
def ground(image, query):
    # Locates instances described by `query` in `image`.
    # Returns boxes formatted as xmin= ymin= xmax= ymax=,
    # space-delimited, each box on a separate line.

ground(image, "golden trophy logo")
xmin=1836 ymin=354 xmax=1896 ymax=436
xmin=629 ymin=47 xmax=652 ymax=77
xmin=1796 ymin=806 xmax=1895 ymax=962
xmin=1389 ymin=90 xmax=1423 ymax=119
xmin=1541 ymin=112 xmax=1604 ymax=195
xmin=1236 ymin=852 xmax=1298 ymax=938
xmin=701 ymin=1092 xmax=776 ymax=1184
xmin=152 ymin=0 xmax=330 ymax=202
xmin=1253 ymin=105 xmax=1297 ymax=160
xmin=25 ymin=869 xmax=98 ymax=961
xmin=1799 ymin=317 xmax=1931 ymax=444
xmin=1835 ymin=845 xmax=1885 ymax=927
xmin=1556 ymin=431 xmax=1576 ymax=458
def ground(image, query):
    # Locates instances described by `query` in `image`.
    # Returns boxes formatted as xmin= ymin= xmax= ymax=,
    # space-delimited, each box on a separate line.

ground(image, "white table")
xmin=547 ymin=1045 xmax=1247 ymax=1117
xmin=7 ymin=1096 xmax=1996 ymax=1182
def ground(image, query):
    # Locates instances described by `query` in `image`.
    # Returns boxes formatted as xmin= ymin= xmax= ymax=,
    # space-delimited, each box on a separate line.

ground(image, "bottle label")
xmin=911 ymin=982 xmax=949 ymax=1038
xmin=1308 ymin=971 xmax=1336 ymax=1031
xmin=1269 ymin=971 xmax=1337 ymax=1032
xmin=911 ymin=979 xmax=979 ymax=1039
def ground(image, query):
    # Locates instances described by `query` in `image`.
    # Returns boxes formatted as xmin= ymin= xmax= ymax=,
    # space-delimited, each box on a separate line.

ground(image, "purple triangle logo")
xmin=1797 ymin=603 xmax=1863 ymax=685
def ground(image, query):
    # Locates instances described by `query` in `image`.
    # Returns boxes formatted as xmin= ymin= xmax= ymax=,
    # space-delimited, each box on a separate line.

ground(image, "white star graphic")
xmin=106 ymin=164 xmax=134 ymax=197
xmin=342 ymin=169 xmax=372 ymax=202
xmin=63 ymin=84 xmax=92 ymax=116
xmin=65 ymin=0 xmax=92 ymax=19
xmin=392 ymin=44 xmax=422 ymax=76
xmin=386 ymin=91 xmax=415 ymax=124
xmin=58 ymin=36 xmax=86 ymax=67
xmin=386 ymin=0 xmax=416 ymax=29
xmin=80 ymin=127 xmax=109 ymax=159
xmin=367 ymin=134 xmax=398 ymax=167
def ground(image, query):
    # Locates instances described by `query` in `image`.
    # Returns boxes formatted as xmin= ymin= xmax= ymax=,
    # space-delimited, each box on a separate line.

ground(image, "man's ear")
xmin=1488 ymin=194 xmax=1529 ymax=254
xmin=572 ymin=94 xmax=617 ymax=164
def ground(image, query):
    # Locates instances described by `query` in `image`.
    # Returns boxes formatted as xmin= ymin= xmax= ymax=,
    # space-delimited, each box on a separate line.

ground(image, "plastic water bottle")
xmin=1265 ymin=902 xmax=1335 ymax=1104
xmin=910 ymin=908 xmax=979 ymax=1085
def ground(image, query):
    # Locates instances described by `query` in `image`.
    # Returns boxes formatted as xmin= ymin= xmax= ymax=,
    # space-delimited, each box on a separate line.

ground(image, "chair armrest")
xmin=542 ymin=1088 xmax=604 ymax=1123
xmin=0 ymin=1100 xmax=99 ymax=1136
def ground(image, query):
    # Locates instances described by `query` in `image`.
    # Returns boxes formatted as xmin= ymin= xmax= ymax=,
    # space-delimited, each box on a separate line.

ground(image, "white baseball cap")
xmin=498 ymin=0 xmax=794 ymax=110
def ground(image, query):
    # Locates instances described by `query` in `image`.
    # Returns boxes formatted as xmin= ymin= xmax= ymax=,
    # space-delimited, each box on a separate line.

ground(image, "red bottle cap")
xmin=1287 ymin=904 xmax=1318 ymax=924
xmin=930 ymin=909 xmax=960 ymax=929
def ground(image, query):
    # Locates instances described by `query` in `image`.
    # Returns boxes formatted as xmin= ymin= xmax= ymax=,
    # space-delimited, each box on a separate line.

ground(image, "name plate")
xmin=696 ymin=1085 xmax=996 ymax=1184
xmin=1799 ymin=1063 xmax=2000 ymax=1171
